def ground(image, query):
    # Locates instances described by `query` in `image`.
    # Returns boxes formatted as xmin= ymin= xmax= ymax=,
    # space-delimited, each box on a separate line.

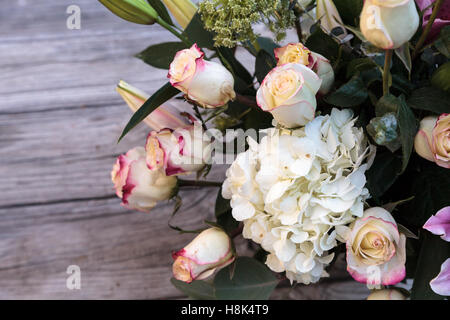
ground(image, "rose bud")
xmin=336 ymin=207 xmax=406 ymax=286
xmin=116 ymin=80 xmax=192 ymax=131
xmin=111 ymin=147 xmax=177 ymax=212
xmin=316 ymin=0 xmax=348 ymax=39
xmin=172 ymin=227 xmax=235 ymax=283
xmin=162 ymin=0 xmax=197 ymax=29
xmin=274 ymin=43 xmax=335 ymax=94
xmin=168 ymin=44 xmax=236 ymax=108
xmin=414 ymin=114 xmax=450 ymax=169
xmin=366 ymin=289 xmax=406 ymax=300
xmin=99 ymin=0 xmax=158 ymax=25
xmin=145 ymin=123 xmax=212 ymax=176
xmin=256 ymin=63 xmax=322 ymax=128
xmin=360 ymin=0 xmax=419 ymax=49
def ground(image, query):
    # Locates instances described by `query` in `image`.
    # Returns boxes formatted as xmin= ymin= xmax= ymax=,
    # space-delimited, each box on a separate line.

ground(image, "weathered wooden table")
xmin=0 ymin=0 xmax=370 ymax=299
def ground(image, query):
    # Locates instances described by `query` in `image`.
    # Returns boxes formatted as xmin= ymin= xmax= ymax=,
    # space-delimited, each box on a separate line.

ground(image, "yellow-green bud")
xmin=99 ymin=0 xmax=158 ymax=25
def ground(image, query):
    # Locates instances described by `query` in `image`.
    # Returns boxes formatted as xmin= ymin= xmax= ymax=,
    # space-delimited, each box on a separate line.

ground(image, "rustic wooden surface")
xmin=0 ymin=0 xmax=370 ymax=299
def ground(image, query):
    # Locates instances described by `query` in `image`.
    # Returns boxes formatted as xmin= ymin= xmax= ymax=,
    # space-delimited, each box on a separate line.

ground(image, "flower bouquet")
xmin=101 ymin=0 xmax=449 ymax=299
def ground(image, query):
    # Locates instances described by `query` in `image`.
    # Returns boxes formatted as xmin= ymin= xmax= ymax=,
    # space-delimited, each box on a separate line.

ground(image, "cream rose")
xmin=337 ymin=207 xmax=406 ymax=286
xmin=274 ymin=43 xmax=334 ymax=95
xmin=111 ymin=147 xmax=177 ymax=212
xmin=414 ymin=114 xmax=450 ymax=169
xmin=366 ymin=289 xmax=406 ymax=300
xmin=172 ymin=227 xmax=235 ymax=283
xmin=168 ymin=43 xmax=236 ymax=108
xmin=256 ymin=63 xmax=322 ymax=128
xmin=360 ymin=0 xmax=419 ymax=49
xmin=145 ymin=124 xmax=212 ymax=176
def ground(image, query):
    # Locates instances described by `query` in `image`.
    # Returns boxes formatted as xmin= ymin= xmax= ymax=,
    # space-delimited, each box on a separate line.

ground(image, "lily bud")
xmin=172 ymin=228 xmax=235 ymax=283
xmin=168 ymin=44 xmax=236 ymax=108
xmin=367 ymin=289 xmax=406 ymax=300
xmin=116 ymin=80 xmax=191 ymax=131
xmin=99 ymin=0 xmax=158 ymax=25
xmin=316 ymin=0 xmax=347 ymax=38
xmin=145 ymin=124 xmax=212 ymax=176
xmin=360 ymin=0 xmax=419 ymax=49
xmin=111 ymin=147 xmax=177 ymax=212
xmin=162 ymin=0 xmax=197 ymax=29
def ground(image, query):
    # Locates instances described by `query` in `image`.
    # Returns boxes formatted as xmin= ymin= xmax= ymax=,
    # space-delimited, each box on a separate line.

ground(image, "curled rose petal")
xmin=430 ymin=258 xmax=450 ymax=296
xmin=423 ymin=206 xmax=450 ymax=242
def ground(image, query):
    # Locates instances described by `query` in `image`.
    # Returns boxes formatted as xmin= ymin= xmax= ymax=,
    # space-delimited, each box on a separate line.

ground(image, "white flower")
xmin=222 ymin=108 xmax=375 ymax=284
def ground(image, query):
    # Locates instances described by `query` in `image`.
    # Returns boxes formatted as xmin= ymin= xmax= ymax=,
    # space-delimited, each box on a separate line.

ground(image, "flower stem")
xmin=383 ymin=49 xmax=392 ymax=96
xmin=412 ymin=0 xmax=444 ymax=60
xmin=235 ymin=93 xmax=259 ymax=109
xmin=156 ymin=16 xmax=192 ymax=47
xmin=178 ymin=179 xmax=223 ymax=188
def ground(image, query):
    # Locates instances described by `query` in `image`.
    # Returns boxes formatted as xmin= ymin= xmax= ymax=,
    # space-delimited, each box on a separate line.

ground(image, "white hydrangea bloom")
xmin=222 ymin=108 xmax=375 ymax=284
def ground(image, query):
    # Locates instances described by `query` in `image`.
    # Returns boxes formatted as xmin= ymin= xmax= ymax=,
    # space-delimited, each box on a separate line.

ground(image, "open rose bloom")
xmin=360 ymin=0 xmax=419 ymax=49
xmin=168 ymin=44 xmax=236 ymax=108
xmin=366 ymin=289 xmax=406 ymax=300
xmin=414 ymin=114 xmax=450 ymax=169
xmin=172 ymin=228 xmax=235 ymax=283
xmin=337 ymin=207 xmax=406 ymax=286
xmin=274 ymin=43 xmax=335 ymax=94
xmin=111 ymin=147 xmax=177 ymax=212
xmin=256 ymin=63 xmax=322 ymax=128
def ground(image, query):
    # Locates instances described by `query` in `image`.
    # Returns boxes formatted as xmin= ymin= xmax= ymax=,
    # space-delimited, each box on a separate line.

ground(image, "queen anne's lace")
xmin=222 ymin=108 xmax=376 ymax=284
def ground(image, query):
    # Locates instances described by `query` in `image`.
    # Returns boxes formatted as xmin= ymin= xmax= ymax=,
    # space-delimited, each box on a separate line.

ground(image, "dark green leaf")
xmin=366 ymin=151 xmax=402 ymax=201
xmin=136 ymin=42 xmax=187 ymax=69
xmin=171 ymin=278 xmax=216 ymax=300
xmin=434 ymin=25 xmax=450 ymax=58
xmin=407 ymin=86 xmax=450 ymax=114
xmin=324 ymin=76 xmax=368 ymax=107
xmin=394 ymin=42 xmax=412 ymax=74
xmin=431 ymin=61 xmax=450 ymax=92
xmin=255 ymin=49 xmax=276 ymax=84
xmin=346 ymin=58 xmax=377 ymax=78
xmin=256 ymin=37 xmax=280 ymax=58
xmin=375 ymin=94 xmax=400 ymax=117
xmin=397 ymin=96 xmax=418 ymax=173
xmin=216 ymin=47 xmax=253 ymax=85
xmin=118 ymin=82 xmax=179 ymax=142
xmin=411 ymin=233 xmax=450 ymax=300
xmin=305 ymin=27 xmax=339 ymax=62
xmin=214 ymin=257 xmax=278 ymax=300
xmin=334 ymin=0 xmax=363 ymax=26
xmin=183 ymin=13 xmax=215 ymax=48
xmin=147 ymin=0 xmax=173 ymax=25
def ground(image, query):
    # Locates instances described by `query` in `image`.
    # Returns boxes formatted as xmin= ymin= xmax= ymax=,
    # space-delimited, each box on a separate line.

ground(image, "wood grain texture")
xmin=0 ymin=0 xmax=370 ymax=299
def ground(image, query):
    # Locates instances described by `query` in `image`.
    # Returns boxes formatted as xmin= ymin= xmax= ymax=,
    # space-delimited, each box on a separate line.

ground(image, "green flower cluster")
xmin=198 ymin=0 xmax=296 ymax=47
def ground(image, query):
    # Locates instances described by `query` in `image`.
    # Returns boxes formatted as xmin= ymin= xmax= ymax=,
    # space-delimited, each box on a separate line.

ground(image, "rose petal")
xmin=430 ymin=258 xmax=450 ymax=296
xmin=423 ymin=206 xmax=450 ymax=242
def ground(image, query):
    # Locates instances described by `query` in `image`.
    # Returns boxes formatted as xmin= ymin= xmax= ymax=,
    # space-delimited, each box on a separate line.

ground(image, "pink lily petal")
xmin=430 ymin=258 xmax=450 ymax=296
xmin=423 ymin=206 xmax=450 ymax=242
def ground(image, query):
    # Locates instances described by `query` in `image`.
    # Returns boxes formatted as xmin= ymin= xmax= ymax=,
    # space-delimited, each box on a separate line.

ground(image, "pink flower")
xmin=111 ymin=147 xmax=177 ymax=212
xmin=172 ymin=228 xmax=235 ymax=283
xmin=430 ymin=258 xmax=450 ymax=296
xmin=416 ymin=0 xmax=450 ymax=43
xmin=168 ymin=44 xmax=236 ymax=108
xmin=337 ymin=207 xmax=406 ymax=286
xmin=145 ymin=123 xmax=212 ymax=176
xmin=423 ymin=206 xmax=450 ymax=241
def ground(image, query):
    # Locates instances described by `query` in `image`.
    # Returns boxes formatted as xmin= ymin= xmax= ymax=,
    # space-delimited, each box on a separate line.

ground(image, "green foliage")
xmin=334 ymin=0 xmax=363 ymax=27
xmin=396 ymin=96 xmax=418 ymax=173
xmin=305 ymin=27 xmax=339 ymax=62
xmin=324 ymin=76 xmax=368 ymax=107
xmin=407 ymin=86 xmax=450 ymax=114
xmin=434 ymin=25 xmax=450 ymax=58
xmin=366 ymin=151 xmax=402 ymax=201
xmin=136 ymin=42 xmax=187 ymax=69
xmin=255 ymin=49 xmax=277 ymax=84
xmin=183 ymin=12 xmax=215 ymax=48
xmin=146 ymin=0 xmax=173 ymax=25
xmin=431 ymin=61 xmax=450 ymax=92
xmin=171 ymin=278 xmax=216 ymax=300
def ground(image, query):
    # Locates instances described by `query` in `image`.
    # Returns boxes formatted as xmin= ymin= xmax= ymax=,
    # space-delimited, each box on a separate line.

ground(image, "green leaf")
xmin=394 ymin=42 xmax=412 ymax=74
xmin=215 ymin=188 xmax=239 ymax=234
xmin=334 ymin=0 xmax=363 ymax=26
xmin=118 ymin=82 xmax=179 ymax=142
xmin=305 ymin=27 xmax=339 ymax=62
xmin=431 ymin=61 xmax=450 ymax=92
xmin=171 ymin=278 xmax=216 ymax=300
xmin=214 ymin=257 xmax=278 ymax=300
xmin=256 ymin=37 xmax=280 ymax=58
xmin=147 ymin=0 xmax=173 ymax=25
xmin=255 ymin=49 xmax=276 ymax=84
xmin=397 ymin=96 xmax=418 ymax=173
xmin=183 ymin=13 xmax=215 ymax=48
xmin=216 ymin=47 xmax=253 ymax=85
xmin=365 ymin=151 xmax=402 ymax=201
xmin=324 ymin=76 xmax=368 ymax=107
xmin=136 ymin=42 xmax=187 ymax=69
xmin=434 ymin=25 xmax=450 ymax=58
xmin=407 ymin=86 xmax=450 ymax=114
xmin=375 ymin=94 xmax=400 ymax=117
xmin=411 ymin=233 xmax=450 ymax=300
xmin=346 ymin=57 xmax=377 ymax=78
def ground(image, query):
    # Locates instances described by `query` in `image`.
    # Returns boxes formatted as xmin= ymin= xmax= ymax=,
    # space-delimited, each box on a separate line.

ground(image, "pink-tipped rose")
xmin=145 ymin=123 xmax=212 ymax=176
xmin=274 ymin=43 xmax=334 ymax=95
xmin=111 ymin=147 xmax=177 ymax=212
xmin=337 ymin=207 xmax=406 ymax=286
xmin=172 ymin=227 xmax=235 ymax=283
xmin=256 ymin=63 xmax=322 ymax=128
xmin=414 ymin=114 xmax=450 ymax=169
xmin=168 ymin=44 xmax=236 ymax=108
